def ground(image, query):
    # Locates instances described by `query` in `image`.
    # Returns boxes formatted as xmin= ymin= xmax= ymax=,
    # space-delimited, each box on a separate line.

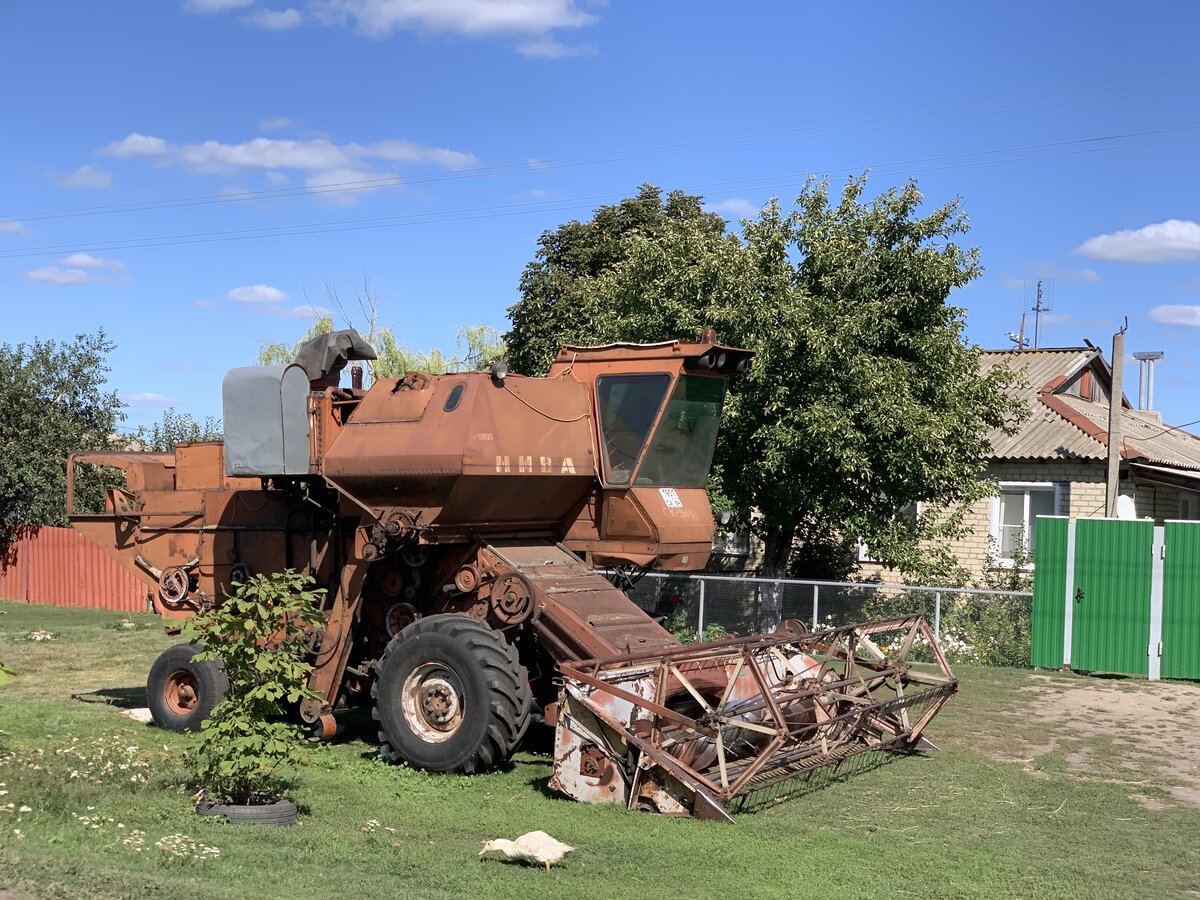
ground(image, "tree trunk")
xmin=757 ymin=522 xmax=796 ymax=632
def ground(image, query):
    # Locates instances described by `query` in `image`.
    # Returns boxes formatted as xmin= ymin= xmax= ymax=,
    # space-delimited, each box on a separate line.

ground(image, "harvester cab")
xmin=67 ymin=328 xmax=956 ymax=822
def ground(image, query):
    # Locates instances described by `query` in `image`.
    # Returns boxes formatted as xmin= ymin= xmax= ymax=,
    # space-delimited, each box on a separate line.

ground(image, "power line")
xmin=1 ymin=76 xmax=1193 ymax=223
xmin=1 ymin=126 xmax=1195 ymax=261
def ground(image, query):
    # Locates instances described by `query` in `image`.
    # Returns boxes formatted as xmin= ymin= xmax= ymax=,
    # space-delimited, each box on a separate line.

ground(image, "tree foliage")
xmin=506 ymin=179 xmax=1020 ymax=579
xmin=186 ymin=570 xmax=325 ymax=805
xmin=0 ymin=331 xmax=125 ymax=555
xmin=133 ymin=408 xmax=222 ymax=452
xmin=257 ymin=278 xmax=505 ymax=381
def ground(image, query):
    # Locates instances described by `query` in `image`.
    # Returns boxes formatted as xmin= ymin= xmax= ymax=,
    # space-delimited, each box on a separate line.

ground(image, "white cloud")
xmin=304 ymin=168 xmax=400 ymax=204
xmin=59 ymin=252 xmax=126 ymax=271
xmin=1024 ymin=259 xmax=1102 ymax=284
xmin=183 ymin=0 xmax=253 ymax=13
xmin=311 ymin=0 xmax=597 ymax=39
xmin=122 ymin=391 xmax=170 ymax=405
xmin=278 ymin=303 xmax=333 ymax=319
xmin=100 ymin=132 xmax=170 ymax=158
xmin=242 ymin=7 xmax=303 ymax=29
xmin=704 ymin=198 xmax=758 ymax=219
xmin=1149 ymin=305 xmax=1200 ymax=327
xmin=1076 ymin=219 xmax=1200 ymax=264
xmin=228 ymin=283 xmax=288 ymax=303
xmin=517 ymin=38 xmax=596 ymax=58
xmin=0 ymin=219 xmax=29 ymax=236
xmin=106 ymin=134 xmax=477 ymax=175
xmin=24 ymin=253 xmax=129 ymax=284
xmin=366 ymin=139 xmax=477 ymax=171
xmin=25 ymin=267 xmax=92 ymax=285
xmin=259 ymin=117 xmax=293 ymax=132
xmin=264 ymin=170 xmax=290 ymax=185
xmin=54 ymin=165 xmax=113 ymax=189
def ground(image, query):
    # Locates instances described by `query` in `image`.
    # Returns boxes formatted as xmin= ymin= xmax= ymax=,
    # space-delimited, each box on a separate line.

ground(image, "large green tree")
xmin=506 ymin=179 xmax=1019 ymax=579
xmin=0 ymin=331 xmax=125 ymax=556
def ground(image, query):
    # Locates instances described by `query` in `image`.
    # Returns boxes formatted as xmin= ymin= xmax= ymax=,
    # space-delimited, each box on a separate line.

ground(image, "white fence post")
xmin=811 ymin=584 xmax=819 ymax=628
xmin=934 ymin=591 xmax=941 ymax=638
xmin=697 ymin=578 xmax=706 ymax=641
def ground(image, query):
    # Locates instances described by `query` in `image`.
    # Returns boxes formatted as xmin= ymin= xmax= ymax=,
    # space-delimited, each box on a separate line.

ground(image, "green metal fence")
xmin=1032 ymin=516 xmax=1200 ymax=680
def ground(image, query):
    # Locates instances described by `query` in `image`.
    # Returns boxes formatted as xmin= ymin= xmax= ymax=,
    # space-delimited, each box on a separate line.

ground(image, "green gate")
xmin=1030 ymin=517 xmax=1068 ymax=669
xmin=1032 ymin=517 xmax=1200 ymax=680
xmin=1069 ymin=518 xmax=1153 ymax=676
xmin=1162 ymin=522 xmax=1200 ymax=680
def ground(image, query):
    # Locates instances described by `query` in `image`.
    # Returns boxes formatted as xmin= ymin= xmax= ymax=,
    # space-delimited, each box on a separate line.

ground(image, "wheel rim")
xmin=400 ymin=663 xmax=465 ymax=743
xmin=164 ymin=669 xmax=200 ymax=716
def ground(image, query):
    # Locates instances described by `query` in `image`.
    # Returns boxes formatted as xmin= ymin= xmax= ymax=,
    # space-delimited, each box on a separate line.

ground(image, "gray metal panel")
xmin=222 ymin=364 xmax=311 ymax=477
xmin=280 ymin=364 xmax=311 ymax=474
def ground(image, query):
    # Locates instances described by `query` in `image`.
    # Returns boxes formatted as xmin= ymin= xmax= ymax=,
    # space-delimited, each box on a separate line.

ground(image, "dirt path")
xmin=992 ymin=673 xmax=1200 ymax=810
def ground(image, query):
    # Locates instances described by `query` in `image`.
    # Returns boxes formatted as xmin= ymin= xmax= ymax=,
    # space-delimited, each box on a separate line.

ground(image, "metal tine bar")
xmin=669 ymin=664 xmax=715 ymax=714
xmin=729 ymin=735 xmax=786 ymax=796
xmin=572 ymin=689 xmax=724 ymax=797
xmin=715 ymin=730 xmax=730 ymax=790
xmin=743 ymin=652 xmax=788 ymax=733
xmin=718 ymin=653 xmax=747 ymax=710
xmin=854 ymin=629 xmax=889 ymax=663
xmin=897 ymin=619 xmax=921 ymax=660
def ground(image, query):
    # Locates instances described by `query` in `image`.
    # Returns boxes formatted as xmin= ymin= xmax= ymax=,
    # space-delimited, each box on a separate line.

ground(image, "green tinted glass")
xmin=596 ymin=374 xmax=671 ymax=485
xmin=636 ymin=375 xmax=727 ymax=488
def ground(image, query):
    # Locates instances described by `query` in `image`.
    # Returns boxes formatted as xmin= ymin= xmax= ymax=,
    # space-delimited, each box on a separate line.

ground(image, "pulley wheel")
xmin=454 ymin=565 xmax=480 ymax=594
xmin=489 ymin=573 xmax=534 ymax=625
xmin=385 ymin=602 xmax=420 ymax=638
xmin=159 ymin=566 xmax=190 ymax=607
xmin=381 ymin=570 xmax=404 ymax=598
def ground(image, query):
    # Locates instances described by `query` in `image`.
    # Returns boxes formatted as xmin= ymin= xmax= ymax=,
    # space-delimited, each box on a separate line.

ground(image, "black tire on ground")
xmin=372 ymin=614 xmax=532 ymax=774
xmin=147 ymin=642 xmax=230 ymax=732
xmin=196 ymin=798 xmax=297 ymax=826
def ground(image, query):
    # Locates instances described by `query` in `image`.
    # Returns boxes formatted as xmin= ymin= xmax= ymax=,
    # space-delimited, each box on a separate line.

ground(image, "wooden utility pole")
xmin=1105 ymin=323 xmax=1127 ymax=517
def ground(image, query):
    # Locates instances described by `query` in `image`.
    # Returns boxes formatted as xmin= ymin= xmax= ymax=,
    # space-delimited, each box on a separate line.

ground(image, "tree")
xmin=257 ymin=277 xmax=505 ymax=381
xmin=505 ymin=179 xmax=1020 ymax=580
xmin=133 ymin=408 xmax=223 ymax=452
xmin=0 ymin=331 xmax=125 ymax=558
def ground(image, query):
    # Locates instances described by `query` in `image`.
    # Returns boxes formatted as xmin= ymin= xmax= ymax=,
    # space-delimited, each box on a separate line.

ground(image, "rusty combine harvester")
xmin=69 ymin=330 xmax=956 ymax=821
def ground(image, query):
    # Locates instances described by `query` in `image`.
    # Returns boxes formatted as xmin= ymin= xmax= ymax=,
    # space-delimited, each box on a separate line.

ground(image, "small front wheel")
xmin=147 ymin=643 xmax=229 ymax=732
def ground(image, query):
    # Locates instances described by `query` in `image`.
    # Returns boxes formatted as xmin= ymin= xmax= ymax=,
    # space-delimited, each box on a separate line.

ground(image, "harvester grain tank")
xmin=69 ymin=330 xmax=956 ymax=820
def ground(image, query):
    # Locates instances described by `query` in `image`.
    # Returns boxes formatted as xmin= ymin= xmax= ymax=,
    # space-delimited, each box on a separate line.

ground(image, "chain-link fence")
xmin=618 ymin=572 xmax=1033 ymax=667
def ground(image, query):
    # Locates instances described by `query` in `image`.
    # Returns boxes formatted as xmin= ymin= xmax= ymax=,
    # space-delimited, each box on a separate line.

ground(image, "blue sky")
xmin=3 ymin=1 xmax=1199 ymax=433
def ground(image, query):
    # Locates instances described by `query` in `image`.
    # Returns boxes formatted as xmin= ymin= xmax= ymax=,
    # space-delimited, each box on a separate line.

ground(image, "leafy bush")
xmin=185 ymin=570 xmax=325 ymax=805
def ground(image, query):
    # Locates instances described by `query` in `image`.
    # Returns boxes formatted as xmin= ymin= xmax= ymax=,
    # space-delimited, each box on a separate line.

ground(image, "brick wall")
xmin=858 ymin=459 xmax=1196 ymax=584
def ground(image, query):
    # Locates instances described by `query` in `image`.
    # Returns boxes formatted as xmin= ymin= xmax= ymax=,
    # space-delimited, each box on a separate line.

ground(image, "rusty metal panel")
xmin=0 ymin=526 xmax=147 ymax=612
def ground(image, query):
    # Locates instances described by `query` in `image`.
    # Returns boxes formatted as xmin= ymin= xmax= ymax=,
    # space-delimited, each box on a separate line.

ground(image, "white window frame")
xmin=712 ymin=528 xmax=753 ymax=557
xmin=1179 ymin=490 xmax=1200 ymax=521
xmin=988 ymin=481 xmax=1060 ymax=570
xmin=856 ymin=502 xmax=923 ymax=564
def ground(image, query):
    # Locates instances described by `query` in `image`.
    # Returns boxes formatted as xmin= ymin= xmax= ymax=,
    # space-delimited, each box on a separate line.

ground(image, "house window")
xmin=1180 ymin=491 xmax=1200 ymax=521
xmin=989 ymin=482 xmax=1059 ymax=566
xmin=712 ymin=528 xmax=753 ymax=557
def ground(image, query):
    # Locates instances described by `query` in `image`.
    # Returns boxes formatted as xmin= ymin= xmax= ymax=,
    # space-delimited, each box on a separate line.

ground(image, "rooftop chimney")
xmin=1132 ymin=351 xmax=1164 ymax=410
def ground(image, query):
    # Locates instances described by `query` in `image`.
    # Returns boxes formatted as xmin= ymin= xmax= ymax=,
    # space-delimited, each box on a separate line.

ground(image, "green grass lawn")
xmin=0 ymin=600 xmax=1197 ymax=899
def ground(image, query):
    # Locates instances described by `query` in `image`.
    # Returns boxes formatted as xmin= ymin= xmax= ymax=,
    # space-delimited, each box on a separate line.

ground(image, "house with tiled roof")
xmin=936 ymin=344 xmax=1200 ymax=578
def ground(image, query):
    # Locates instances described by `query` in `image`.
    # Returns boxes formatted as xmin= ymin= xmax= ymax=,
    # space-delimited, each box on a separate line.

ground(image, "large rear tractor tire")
xmin=373 ymin=614 xmax=532 ymax=774
xmin=147 ymin=643 xmax=230 ymax=732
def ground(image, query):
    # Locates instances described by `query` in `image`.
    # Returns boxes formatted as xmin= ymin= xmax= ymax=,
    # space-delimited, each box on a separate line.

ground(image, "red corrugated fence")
xmin=0 ymin=526 xmax=148 ymax=613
